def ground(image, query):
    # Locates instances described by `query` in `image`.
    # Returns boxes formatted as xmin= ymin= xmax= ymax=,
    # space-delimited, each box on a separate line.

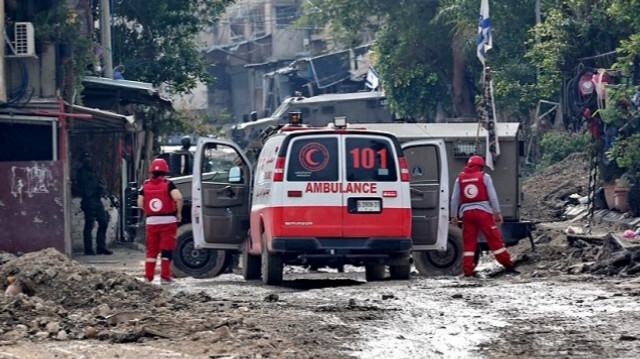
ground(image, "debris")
xmin=564 ymin=226 xmax=584 ymax=235
xmin=623 ymin=230 xmax=636 ymax=239
xmin=619 ymin=335 xmax=638 ymax=341
xmin=263 ymin=293 xmax=279 ymax=302
xmin=105 ymin=311 xmax=145 ymax=325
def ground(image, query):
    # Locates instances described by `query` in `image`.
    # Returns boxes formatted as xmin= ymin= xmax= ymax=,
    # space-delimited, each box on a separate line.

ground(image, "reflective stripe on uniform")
xmin=146 ymin=215 xmax=177 ymax=225
xmin=463 ymin=251 xmax=475 ymax=257
xmin=146 ymin=258 xmax=157 ymax=263
xmin=493 ymin=247 xmax=506 ymax=255
xmin=161 ymin=257 xmax=170 ymax=261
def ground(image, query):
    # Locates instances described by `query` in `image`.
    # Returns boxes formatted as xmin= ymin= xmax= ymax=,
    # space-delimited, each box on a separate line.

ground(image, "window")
xmin=453 ymin=141 xmax=485 ymax=159
xmin=230 ymin=17 xmax=245 ymax=41
xmin=287 ymin=137 xmax=338 ymax=182
xmin=346 ymin=137 xmax=397 ymax=182
xmin=250 ymin=6 xmax=265 ymax=37
xmin=321 ymin=106 xmax=335 ymax=114
xmin=201 ymin=143 xmax=243 ymax=183
xmin=275 ymin=6 xmax=298 ymax=27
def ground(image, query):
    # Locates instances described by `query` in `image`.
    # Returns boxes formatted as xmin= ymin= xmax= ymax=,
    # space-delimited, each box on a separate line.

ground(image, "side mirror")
xmin=228 ymin=166 xmax=242 ymax=183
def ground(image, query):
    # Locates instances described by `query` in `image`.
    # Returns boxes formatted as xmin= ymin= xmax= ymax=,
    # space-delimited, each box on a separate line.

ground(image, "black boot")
xmin=84 ymin=248 xmax=96 ymax=255
xmin=97 ymin=247 xmax=113 ymax=255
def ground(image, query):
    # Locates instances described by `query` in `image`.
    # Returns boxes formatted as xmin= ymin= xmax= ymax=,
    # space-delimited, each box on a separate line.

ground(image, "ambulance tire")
xmin=413 ymin=226 xmax=463 ymax=277
xmin=171 ymin=224 xmax=230 ymax=279
xmin=242 ymin=235 xmax=261 ymax=280
xmin=365 ymin=264 xmax=386 ymax=281
xmin=389 ymin=264 xmax=411 ymax=280
xmin=261 ymin=231 xmax=283 ymax=285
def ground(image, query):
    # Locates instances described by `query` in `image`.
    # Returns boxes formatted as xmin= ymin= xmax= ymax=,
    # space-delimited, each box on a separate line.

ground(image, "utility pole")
xmin=100 ymin=0 xmax=113 ymax=79
xmin=0 ymin=0 xmax=6 ymax=103
xmin=535 ymin=0 xmax=541 ymax=81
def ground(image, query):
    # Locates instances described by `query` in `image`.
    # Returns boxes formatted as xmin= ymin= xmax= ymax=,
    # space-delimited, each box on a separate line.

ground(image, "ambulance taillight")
xmin=398 ymin=156 xmax=409 ymax=182
xmin=274 ymin=156 xmax=286 ymax=182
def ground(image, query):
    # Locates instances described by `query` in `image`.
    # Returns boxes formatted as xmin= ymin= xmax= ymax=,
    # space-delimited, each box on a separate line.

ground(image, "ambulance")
xmin=190 ymin=115 xmax=447 ymax=284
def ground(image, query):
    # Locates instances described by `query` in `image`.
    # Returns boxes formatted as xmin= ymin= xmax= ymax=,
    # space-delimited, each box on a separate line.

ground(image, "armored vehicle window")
xmin=321 ymin=106 xmax=335 ymax=114
xmin=346 ymin=137 xmax=397 ymax=182
xmin=286 ymin=137 xmax=338 ymax=182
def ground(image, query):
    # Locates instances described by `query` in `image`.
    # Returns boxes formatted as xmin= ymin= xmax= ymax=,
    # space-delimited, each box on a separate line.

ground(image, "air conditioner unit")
xmin=13 ymin=22 xmax=36 ymax=57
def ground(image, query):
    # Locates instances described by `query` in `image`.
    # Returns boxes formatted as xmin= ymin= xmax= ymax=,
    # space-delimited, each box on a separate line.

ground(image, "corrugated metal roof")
xmin=360 ymin=122 xmax=520 ymax=140
xmin=71 ymin=105 xmax=135 ymax=125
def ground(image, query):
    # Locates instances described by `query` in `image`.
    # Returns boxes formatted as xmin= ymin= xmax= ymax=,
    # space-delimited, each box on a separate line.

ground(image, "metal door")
xmin=192 ymin=138 xmax=252 ymax=250
xmin=402 ymin=139 xmax=449 ymax=251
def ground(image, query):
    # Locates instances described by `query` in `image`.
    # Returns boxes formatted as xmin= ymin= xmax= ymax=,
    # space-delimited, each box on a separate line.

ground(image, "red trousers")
xmin=461 ymin=209 xmax=513 ymax=276
xmin=145 ymin=223 xmax=177 ymax=281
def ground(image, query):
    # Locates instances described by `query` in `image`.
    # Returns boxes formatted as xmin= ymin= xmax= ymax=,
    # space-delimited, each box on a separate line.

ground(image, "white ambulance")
xmin=191 ymin=115 xmax=449 ymax=284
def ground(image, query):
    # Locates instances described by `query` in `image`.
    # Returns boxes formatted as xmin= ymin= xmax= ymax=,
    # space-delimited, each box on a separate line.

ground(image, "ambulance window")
xmin=201 ymin=143 xmax=244 ymax=183
xmin=346 ymin=137 xmax=397 ymax=182
xmin=286 ymin=137 xmax=338 ymax=181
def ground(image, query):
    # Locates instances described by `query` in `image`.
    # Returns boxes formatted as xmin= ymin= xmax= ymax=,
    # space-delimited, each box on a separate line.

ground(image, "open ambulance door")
xmin=192 ymin=138 xmax=252 ymax=250
xmin=402 ymin=139 xmax=461 ymax=276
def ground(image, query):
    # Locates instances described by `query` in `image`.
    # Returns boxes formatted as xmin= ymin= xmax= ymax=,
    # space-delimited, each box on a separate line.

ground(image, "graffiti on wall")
xmin=10 ymin=163 xmax=57 ymax=203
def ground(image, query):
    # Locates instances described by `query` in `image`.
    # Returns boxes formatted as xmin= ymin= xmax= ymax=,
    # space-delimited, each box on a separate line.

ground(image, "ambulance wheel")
xmin=365 ymin=264 xmax=386 ymax=281
xmin=171 ymin=224 xmax=229 ymax=279
xmin=261 ymin=231 xmax=283 ymax=285
xmin=242 ymin=233 xmax=261 ymax=280
xmin=413 ymin=226 xmax=463 ymax=276
xmin=389 ymin=264 xmax=411 ymax=280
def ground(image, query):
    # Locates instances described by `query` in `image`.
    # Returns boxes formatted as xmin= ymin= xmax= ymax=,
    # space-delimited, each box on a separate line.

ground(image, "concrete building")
xmin=0 ymin=0 xmax=167 ymax=256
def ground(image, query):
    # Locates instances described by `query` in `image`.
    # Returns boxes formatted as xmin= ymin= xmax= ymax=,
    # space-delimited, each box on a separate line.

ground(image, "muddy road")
xmin=1 ymin=228 xmax=640 ymax=359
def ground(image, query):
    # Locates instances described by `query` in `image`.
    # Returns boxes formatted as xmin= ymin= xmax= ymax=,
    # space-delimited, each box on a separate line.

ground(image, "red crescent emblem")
xmin=299 ymin=142 xmax=329 ymax=172
xmin=305 ymin=148 xmax=319 ymax=165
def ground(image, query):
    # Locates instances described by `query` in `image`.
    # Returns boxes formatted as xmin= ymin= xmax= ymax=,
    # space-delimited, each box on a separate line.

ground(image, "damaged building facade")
xmin=0 ymin=0 xmax=168 ymax=256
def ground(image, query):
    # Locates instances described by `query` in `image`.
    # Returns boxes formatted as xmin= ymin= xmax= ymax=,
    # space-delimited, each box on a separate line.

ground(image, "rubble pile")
xmin=522 ymin=153 xmax=590 ymax=222
xmin=516 ymin=226 xmax=640 ymax=277
xmin=0 ymin=249 xmax=235 ymax=344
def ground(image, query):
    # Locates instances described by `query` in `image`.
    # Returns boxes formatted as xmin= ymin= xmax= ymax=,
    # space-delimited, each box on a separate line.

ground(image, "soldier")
xmin=77 ymin=152 xmax=112 ymax=255
xmin=173 ymin=135 xmax=194 ymax=176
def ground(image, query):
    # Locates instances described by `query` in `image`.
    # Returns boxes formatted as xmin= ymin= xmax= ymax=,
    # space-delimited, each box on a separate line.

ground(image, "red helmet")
xmin=150 ymin=158 xmax=169 ymax=173
xmin=467 ymin=155 xmax=485 ymax=167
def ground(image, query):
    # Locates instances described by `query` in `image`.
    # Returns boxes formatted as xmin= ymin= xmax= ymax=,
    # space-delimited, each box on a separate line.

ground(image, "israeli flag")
xmin=365 ymin=66 xmax=380 ymax=90
xmin=477 ymin=0 xmax=492 ymax=66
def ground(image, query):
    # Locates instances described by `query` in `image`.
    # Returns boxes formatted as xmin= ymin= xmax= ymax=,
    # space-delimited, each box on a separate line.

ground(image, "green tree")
xmin=302 ymin=0 xmax=538 ymax=122
xmin=110 ymin=0 xmax=234 ymax=94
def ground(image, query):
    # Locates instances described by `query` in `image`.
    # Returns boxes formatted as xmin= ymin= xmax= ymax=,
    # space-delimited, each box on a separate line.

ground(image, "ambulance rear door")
xmin=342 ymin=134 xmax=407 ymax=237
xmin=402 ymin=139 xmax=449 ymax=251
xmin=281 ymin=134 xmax=342 ymax=237
xmin=192 ymin=138 xmax=252 ymax=250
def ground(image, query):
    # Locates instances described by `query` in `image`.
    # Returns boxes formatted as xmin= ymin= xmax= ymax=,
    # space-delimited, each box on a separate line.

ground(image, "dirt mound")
xmin=0 ymin=249 xmax=352 ymax=358
xmin=522 ymin=153 xmax=590 ymax=222
xmin=0 ymin=248 xmax=173 ymax=342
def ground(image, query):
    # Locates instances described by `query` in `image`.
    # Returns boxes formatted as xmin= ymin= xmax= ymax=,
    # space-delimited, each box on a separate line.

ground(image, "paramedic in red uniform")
xmin=137 ymin=158 xmax=183 ymax=284
xmin=450 ymin=155 xmax=517 ymax=276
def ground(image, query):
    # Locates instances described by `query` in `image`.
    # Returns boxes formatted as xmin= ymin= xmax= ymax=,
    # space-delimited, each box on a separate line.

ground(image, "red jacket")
xmin=142 ymin=178 xmax=176 ymax=216
xmin=458 ymin=169 xmax=489 ymax=204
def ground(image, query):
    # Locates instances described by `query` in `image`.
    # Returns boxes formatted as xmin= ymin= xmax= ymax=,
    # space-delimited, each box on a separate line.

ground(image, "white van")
xmin=191 ymin=118 xmax=429 ymax=284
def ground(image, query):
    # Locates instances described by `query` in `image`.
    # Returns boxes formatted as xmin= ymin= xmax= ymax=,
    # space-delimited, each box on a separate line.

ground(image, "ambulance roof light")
xmin=334 ymin=116 xmax=347 ymax=129
xmin=288 ymin=112 xmax=303 ymax=126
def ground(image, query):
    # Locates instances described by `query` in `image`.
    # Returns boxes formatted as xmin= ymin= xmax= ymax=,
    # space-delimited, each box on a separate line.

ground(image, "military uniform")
xmin=77 ymin=160 xmax=111 ymax=255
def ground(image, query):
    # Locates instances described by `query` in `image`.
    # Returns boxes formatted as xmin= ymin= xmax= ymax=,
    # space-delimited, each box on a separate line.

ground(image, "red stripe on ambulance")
xmin=254 ymin=206 xmax=411 ymax=238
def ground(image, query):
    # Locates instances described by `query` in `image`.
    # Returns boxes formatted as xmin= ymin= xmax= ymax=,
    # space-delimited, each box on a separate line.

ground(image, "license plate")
xmin=357 ymin=200 xmax=381 ymax=212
